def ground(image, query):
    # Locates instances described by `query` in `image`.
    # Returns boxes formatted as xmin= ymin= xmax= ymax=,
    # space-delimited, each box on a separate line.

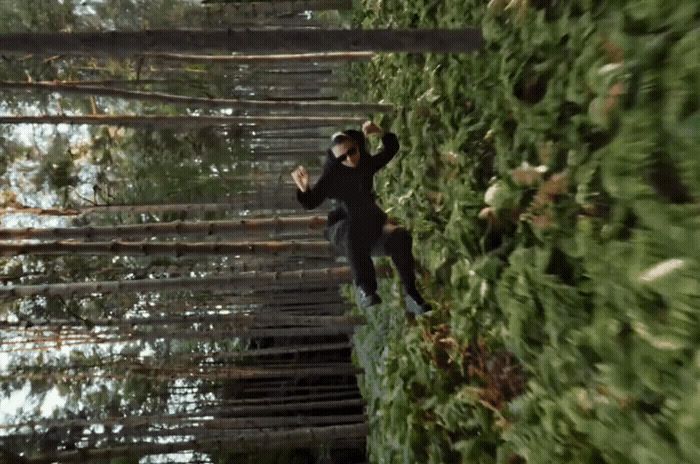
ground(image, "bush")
xmin=346 ymin=1 xmax=700 ymax=463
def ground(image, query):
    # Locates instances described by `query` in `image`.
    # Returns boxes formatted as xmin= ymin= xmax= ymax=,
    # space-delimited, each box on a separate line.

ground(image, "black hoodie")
xmin=296 ymin=129 xmax=400 ymax=238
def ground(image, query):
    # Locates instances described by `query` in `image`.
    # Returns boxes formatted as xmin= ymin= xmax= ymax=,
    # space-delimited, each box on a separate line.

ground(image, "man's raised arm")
xmin=294 ymin=156 xmax=341 ymax=210
xmin=367 ymin=131 xmax=400 ymax=174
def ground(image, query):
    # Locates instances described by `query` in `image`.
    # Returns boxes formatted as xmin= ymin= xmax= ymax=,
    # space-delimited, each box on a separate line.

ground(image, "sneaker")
xmin=355 ymin=287 xmax=382 ymax=309
xmin=405 ymin=294 xmax=432 ymax=316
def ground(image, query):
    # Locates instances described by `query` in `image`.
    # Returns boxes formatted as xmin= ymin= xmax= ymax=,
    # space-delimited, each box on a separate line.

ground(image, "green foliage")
xmin=348 ymin=1 xmax=700 ymax=463
xmin=36 ymin=134 xmax=79 ymax=192
xmin=0 ymin=0 xmax=78 ymax=33
xmin=96 ymin=126 xmax=252 ymax=210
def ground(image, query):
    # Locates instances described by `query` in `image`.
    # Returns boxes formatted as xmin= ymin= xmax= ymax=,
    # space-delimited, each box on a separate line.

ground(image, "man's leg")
xmin=372 ymin=222 xmax=428 ymax=307
xmin=330 ymin=219 xmax=380 ymax=307
xmin=346 ymin=225 xmax=378 ymax=295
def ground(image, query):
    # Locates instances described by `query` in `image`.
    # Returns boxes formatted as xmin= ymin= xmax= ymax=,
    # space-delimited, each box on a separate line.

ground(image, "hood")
xmin=325 ymin=129 xmax=369 ymax=164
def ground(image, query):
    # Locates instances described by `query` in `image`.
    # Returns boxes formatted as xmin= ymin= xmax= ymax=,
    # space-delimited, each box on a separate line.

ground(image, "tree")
xmin=0 ymin=80 xmax=393 ymax=114
xmin=0 ymin=28 xmax=485 ymax=56
xmin=20 ymin=424 xmax=368 ymax=464
xmin=0 ymin=215 xmax=327 ymax=240
xmin=201 ymin=0 xmax=353 ymax=16
xmin=0 ymin=265 xmax=392 ymax=300
xmin=0 ymin=114 xmax=365 ymax=129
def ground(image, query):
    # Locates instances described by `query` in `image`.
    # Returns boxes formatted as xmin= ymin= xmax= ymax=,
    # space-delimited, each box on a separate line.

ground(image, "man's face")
xmin=332 ymin=139 xmax=361 ymax=168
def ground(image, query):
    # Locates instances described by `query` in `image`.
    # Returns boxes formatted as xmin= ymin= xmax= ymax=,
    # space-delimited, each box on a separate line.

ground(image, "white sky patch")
xmin=139 ymin=345 xmax=155 ymax=358
xmin=0 ymin=336 xmax=131 ymax=429
xmin=1 ymin=100 xmax=91 ymax=150
xmin=0 ymin=381 xmax=31 ymax=427
xmin=0 ymin=120 xmax=98 ymax=229
xmin=40 ymin=386 xmax=62 ymax=417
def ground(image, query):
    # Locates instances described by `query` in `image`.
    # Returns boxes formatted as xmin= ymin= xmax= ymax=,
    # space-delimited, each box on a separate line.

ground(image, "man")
xmin=291 ymin=121 xmax=432 ymax=315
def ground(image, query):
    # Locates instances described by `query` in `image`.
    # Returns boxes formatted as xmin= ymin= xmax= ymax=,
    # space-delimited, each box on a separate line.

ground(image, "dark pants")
xmin=324 ymin=217 xmax=422 ymax=299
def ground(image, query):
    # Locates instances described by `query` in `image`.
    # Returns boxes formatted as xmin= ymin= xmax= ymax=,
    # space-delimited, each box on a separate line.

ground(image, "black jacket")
xmin=296 ymin=130 xmax=400 ymax=239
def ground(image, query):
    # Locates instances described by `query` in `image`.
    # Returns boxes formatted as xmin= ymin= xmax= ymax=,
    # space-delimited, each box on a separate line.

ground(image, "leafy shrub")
xmin=346 ymin=1 xmax=699 ymax=463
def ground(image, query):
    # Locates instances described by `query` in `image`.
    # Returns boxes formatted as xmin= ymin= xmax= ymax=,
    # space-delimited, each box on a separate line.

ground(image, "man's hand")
xmin=291 ymin=165 xmax=310 ymax=192
xmin=362 ymin=120 xmax=383 ymax=137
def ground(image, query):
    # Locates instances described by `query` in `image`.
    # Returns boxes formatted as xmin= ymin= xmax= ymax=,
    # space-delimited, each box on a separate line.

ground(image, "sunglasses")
xmin=340 ymin=146 xmax=358 ymax=158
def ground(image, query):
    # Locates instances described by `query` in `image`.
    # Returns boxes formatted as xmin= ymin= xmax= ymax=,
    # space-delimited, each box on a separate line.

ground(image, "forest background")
xmin=0 ymin=1 xmax=698 ymax=464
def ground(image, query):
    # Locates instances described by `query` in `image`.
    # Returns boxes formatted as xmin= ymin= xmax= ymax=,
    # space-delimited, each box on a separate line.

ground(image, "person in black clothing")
xmin=291 ymin=121 xmax=432 ymax=315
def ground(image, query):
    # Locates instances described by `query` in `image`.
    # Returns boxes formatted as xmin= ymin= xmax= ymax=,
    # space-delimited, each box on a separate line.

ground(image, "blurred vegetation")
xmin=344 ymin=1 xmax=700 ymax=463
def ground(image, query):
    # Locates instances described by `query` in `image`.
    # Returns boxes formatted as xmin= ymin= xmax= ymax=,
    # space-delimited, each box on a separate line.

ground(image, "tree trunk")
xmin=0 ymin=216 xmax=326 ymax=241
xmin=60 ymin=77 xmax=350 ymax=91
xmin=243 ymin=139 xmax=328 ymax=148
xmin=201 ymin=0 xmax=353 ymax=15
xmin=2 ymin=198 xmax=325 ymax=218
xmin=107 ymin=176 xmax=302 ymax=188
xmin=0 ymin=314 xmax=362 ymax=330
xmin=0 ymin=114 xmax=364 ymax=129
xmin=227 ymin=75 xmax=346 ymax=87
xmin=114 ymin=326 xmax=360 ymax=341
xmin=146 ymin=414 xmax=366 ymax=436
xmin=0 ymin=265 xmax=392 ymax=300
xmin=4 ymin=327 xmax=362 ymax=348
xmin=62 ymin=78 xmax=181 ymax=86
xmin=246 ymin=129 xmax=330 ymax=137
xmin=0 ymin=81 xmax=392 ymax=114
xmin=238 ymin=383 xmax=358 ymax=396
xmin=22 ymin=423 xmax=368 ymax=464
xmin=99 ymin=258 xmax=342 ymax=282
xmin=5 ymin=414 xmax=365 ymax=437
xmin=0 ymin=239 xmax=334 ymax=258
xmin=195 ymin=390 xmax=361 ymax=406
xmin=141 ymin=51 xmax=372 ymax=63
xmin=145 ymin=295 xmax=347 ymax=313
xmin=7 ymin=415 xmax=367 ymax=442
xmin=112 ymin=343 xmax=353 ymax=365
xmin=2 ymin=366 xmax=363 ymax=382
xmin=0 ymin=29 xmax=485 ymax=56
xmin=177 ymin=342 xmax=353 ymax=360
xmin=250 ymin=149 xmax=327 ymax=160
